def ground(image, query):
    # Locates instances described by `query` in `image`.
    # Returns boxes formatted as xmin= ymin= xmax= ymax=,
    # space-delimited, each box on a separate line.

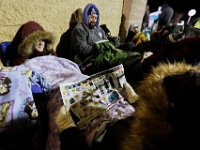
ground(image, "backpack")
xmin=0 ymin=41 xmax=11 ymax=66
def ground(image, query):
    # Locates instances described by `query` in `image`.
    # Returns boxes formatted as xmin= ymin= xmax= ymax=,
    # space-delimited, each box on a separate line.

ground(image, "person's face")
xmin=88 ymin=14 xmax=98 ymax=29
xmin=132 ymin=27 xmax=139 ymax=33
xmin=33 ymin=40 xmax=45 ymax=52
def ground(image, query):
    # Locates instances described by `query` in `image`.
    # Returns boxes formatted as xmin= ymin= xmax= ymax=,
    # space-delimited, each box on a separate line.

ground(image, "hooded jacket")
xmin=6 ymin=21 xmax=56 ymax=66
xmin=70 ymin=3 xmax=108 ymax=62
xmin=119 ymin=62 xmax=200 ymax=150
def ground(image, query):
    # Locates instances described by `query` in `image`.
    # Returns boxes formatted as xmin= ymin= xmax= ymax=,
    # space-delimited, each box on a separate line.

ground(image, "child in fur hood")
xmin=6 ymin=21 xmax=56 ymax=66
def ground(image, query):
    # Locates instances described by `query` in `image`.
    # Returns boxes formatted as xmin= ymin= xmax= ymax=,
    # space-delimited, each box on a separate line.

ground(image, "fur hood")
xmin=18 ymin=30 xmax=56 ymax=58
xmin=120 ymin=62 xmax=200 ymax=150
xmin=6 ymin=21 xmax=56 ymax=66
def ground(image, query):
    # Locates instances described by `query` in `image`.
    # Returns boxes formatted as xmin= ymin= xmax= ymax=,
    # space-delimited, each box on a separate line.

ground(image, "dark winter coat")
xmin=158 ymin=4 xmax=174 ymax=28
xmin=56 ymin=8 xmax=83 ymax=61
xmin=70 ymin=3 xmax=108 ymax=62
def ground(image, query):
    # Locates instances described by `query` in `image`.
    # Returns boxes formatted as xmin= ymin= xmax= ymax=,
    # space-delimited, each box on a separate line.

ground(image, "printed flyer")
xmin=60 ymin=64 xmax=134 ymax=129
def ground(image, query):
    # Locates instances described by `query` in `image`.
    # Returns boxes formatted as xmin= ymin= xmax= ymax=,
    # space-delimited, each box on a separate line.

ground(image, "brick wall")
xmin=0 ymin=0 xmax=123 ymax=44
xmin=0 ymin=0 xmax=147 ymax=45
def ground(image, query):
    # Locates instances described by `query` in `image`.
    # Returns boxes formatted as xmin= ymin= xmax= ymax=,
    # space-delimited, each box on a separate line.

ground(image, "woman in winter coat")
xmin=6 ymin=21 xmax=56 ymax=66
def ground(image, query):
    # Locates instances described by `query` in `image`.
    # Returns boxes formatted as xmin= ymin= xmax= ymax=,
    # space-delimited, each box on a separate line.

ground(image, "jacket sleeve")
xmin=71 ymin=26 xmax=93 ymax=60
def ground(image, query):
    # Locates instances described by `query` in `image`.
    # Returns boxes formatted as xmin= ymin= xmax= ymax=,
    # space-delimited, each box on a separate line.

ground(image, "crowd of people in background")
xmin=1 ymin=3 xmax=199 ymax=70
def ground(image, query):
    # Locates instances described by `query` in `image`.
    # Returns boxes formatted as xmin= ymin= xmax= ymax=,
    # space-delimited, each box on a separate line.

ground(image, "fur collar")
xmin=119 ymin=62 xmax=200 ymax=150
xmin=18 ymin=30 xmax=56 ymax=58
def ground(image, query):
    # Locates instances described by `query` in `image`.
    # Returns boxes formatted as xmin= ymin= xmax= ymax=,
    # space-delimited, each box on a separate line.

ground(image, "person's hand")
xmin=55 ymin=105 xmax=76 ymax=132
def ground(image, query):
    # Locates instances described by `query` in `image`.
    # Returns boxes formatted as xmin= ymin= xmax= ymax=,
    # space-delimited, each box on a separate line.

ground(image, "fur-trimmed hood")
xmin=18 ymin=30 xmax=56 ymax=58
xmin=6 ymin=21 xmax=56 ymax=66
xmin=120 ymin=61 xmax=200 ymax=150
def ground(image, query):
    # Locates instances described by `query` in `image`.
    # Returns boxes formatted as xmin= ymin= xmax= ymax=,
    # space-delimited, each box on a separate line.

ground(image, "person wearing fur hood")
xmin=118 ymin=61 xmax=200 ymax=150
xmin=51 ymin=61 xmax=200 ymax=150
xmin=6 ymin=21 xmax=56 ymax=66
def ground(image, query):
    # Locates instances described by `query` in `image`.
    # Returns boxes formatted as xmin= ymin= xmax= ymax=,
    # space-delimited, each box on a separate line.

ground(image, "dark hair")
xmin=100 ymin=24 xmax=111 ymax=35
xmin=161 ymin=3 xmax=169 ymax=10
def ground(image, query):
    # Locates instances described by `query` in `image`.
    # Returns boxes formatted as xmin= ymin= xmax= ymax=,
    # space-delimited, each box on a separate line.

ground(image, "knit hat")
xmin=87 ymin=6 xmax=98 ymax=16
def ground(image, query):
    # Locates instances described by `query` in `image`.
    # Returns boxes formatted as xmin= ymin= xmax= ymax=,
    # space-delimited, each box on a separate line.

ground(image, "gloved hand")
xmin=55 ymin=105 xmax=76 ymax=132
xmin=109 ymin=36 xmax=121 ymax=47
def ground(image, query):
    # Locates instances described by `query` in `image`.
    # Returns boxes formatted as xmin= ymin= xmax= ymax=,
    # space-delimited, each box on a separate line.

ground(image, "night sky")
xmin=148 ymin=0 xmax=200 ymax=17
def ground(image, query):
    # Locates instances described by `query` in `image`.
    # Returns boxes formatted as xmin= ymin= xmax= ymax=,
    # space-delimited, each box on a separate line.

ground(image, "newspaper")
xmin=60 ymin=64 xmax=135 ymax=129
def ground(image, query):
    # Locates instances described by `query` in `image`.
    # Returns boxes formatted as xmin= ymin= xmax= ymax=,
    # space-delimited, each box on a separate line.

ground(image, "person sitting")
xmin=125 ymin=24 xmax=148 ymax=46
xmin=56 ymin=8 xmax=83 ymax=61
xmin=71 ymin=3 xmax=144 ymax=83
xmin=70 ymin=3 xmax=108 ymax=65
xmin=6 ymin=21 xmax=56 ymax=66
xmin=157 ymin=3 xmax=174 ymax=30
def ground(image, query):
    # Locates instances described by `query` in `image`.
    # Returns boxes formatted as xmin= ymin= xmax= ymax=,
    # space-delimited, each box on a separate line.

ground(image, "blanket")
xmin=18 ymin=55 xmax=88 ymax=150
xmin=0 ymin=67 xmax=39 ymax=149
